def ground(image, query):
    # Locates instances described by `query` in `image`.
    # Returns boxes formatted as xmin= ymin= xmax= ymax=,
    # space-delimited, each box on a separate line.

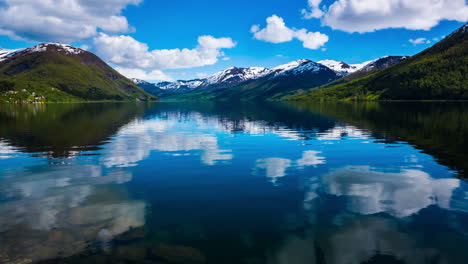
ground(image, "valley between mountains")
xmin=0 ymin=23 xmax=466 ymax=103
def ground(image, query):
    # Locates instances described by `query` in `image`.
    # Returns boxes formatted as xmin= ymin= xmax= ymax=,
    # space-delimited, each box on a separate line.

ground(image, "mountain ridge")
xmin=292 ymin=23 xmax=468 ymax=101
xmin=138 ymin=56 xmax=397 ymax=91
xmin=0 ymin=43 xmax=156 ymax=102
xmin=150 ymin=59 xmax=342 ymax=100
xmin=136 ymin=56 xmax=408 ymax=100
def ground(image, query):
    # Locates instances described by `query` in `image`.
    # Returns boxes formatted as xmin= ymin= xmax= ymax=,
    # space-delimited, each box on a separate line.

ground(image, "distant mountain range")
xmin=317 ymin=59 xmax=370 ymax=75
xmin=0 ymin=43 xmax=155 ymax=102
xmin=135 ymin=56 xmax=407 ymax=100
xmin=1 ymin=23 xmax=465 ymax=102
xmin=292 ymin=23 xmax=468 ymax=101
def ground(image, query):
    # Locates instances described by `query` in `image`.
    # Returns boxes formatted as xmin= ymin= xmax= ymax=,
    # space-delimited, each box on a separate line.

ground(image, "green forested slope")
xmin=0 ymin=44 xmax=156 ymax=102
xmin=293 ymin=23 xmax=468 ymax=101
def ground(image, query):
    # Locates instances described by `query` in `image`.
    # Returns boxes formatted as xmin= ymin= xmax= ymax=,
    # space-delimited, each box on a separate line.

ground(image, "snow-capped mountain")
xmin=319 ymin=56 xmax=409 ymax=76
xmin=273 ymin=59 xmax=331 ymax=77
xmin=136 ymin=59 xmax=342 ymax=99
xmin=318 ymin=60 xmax=359 ymax=75
xmin=0 ymin=48 xmax=23 ymax=62
xmin=1 ymin=43 xmax=87 ymax=63
xmin=155 ymin=79 xmax=205 ymax=91
xmin=272 ymin=59 xmax=310 ymax=74
xmin=205 ymin=67 xmax=270 ymax=87
xmin=151 ymin=67 xmax=272 ymax=91
xmin=1 ymin=43 xmax=84 ymax=62
xmin=358 ymin=56 xmax=409 ymax=72
xmin=146 ymin=60 xmax=339 ymax=92
xmin=27 ymin=43 xmax=85 ymax=55
xmin=0 ymin=43 xmax=153 ymax=102
xmin=133 ymin=56 xmax=408 ymax=99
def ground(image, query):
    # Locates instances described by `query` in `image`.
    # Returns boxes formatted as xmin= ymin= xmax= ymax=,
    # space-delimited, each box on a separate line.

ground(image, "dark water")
xmin=0 ymin=101 xmax=467 ymax=264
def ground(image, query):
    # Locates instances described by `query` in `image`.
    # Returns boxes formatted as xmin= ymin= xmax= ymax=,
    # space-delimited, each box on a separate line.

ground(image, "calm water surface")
xmin=0 ymin=102 xmax=467 ymax=264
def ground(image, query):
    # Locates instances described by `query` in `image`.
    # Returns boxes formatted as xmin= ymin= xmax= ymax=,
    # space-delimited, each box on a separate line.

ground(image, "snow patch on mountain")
xmin=318 ymin=60 xmax=360 ymax=75
xmin=153 ymin=67 xmax=272 ymax=90
xmin=143 ymin=59 xmax=341 ymax=91
xmin=1 ymin=43 xmax=87 ymax=63
xmin=156 ymin=80 xmax=205 ymax=90
xmin=27 ymin=43 xmax=85 ymax=55
xmin=206 ymin=67 xmax=270 ymax=85
xmin=359 ymin=56 xmax=409 ymax=72
xmin=0 ymin=48 xmax=23 ymax=62
xmin=130 ymin=78 xmax=150 ymax=85
xmin=319 ymin=56 xmax=409 ymax=75
xmin=273 ymin=59 xmax=311 ymax=74
xmin=133 ymin=56 xmax=408 ymax=92
xmin=274 ymin=60 xmax=326 ymax=77
xmin=350 ymin=59 xmax=378 ymax=71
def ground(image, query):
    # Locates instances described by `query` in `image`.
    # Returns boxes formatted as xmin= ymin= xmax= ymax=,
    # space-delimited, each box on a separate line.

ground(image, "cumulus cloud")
xmin=251 ymin=15 xmax=295 ymax=43
xmin=319 ymin=167 xmax=461 ymax=217
xmin=296 ymin=150 xmax=326 ymax=167
xmin=256 ymin=158 xmax=292 ymax=185
xmin=256 ymin=150 xmax=326 ymax=185
xmin=295 ymin=29 xmax=330 ymax=49
xmin=93 ymin=33 xmax=236 ymax=70
xmin=0 ymin=0 xmax=141 ymax=42
xmin=251 ymin=15 xmax=328 ymax=50
xmin=115 ymin=67 xmax=174 ymax=82
xmin=301 ymin=0 xmax=325 ymax=19
xmin=409 ymin=37 xmax=431 ymax=45
xmin=101 ymin=118 xmax=233 ymax=168
xmin=317 ymin=0 xmax=468 ymax=33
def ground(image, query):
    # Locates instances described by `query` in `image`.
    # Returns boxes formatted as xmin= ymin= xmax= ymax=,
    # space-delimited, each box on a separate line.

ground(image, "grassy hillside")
xmin=0 ymin=45 xmax=157 ymax=102
xmin=292 ymin=23 xmax=468 ymax=101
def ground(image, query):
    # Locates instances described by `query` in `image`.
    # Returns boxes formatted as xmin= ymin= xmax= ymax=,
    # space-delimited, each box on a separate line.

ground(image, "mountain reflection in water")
xmin=0 ymin=101 xmax=466 ymax=264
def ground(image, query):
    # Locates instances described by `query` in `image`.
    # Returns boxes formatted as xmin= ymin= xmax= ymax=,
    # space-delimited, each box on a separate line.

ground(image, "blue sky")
xmin=0 ymin=0 xmax=466 ymax=81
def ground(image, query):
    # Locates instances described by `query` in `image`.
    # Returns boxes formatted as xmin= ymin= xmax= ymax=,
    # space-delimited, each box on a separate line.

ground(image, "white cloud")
xmin=250 ymin=25 xmax=260 ymax=34
xmin=256 ymin=150 xmax=326 ymax=185
xmin=319 ymin=0 xmax=468 ymax=33
xmin=301 ymin=0 xmax=325 ymax=19
xmin=251 ymin=15 xmax=328 ymax=50
xmin=93 ymin=33 xmax=236 ymax=70
xmin=256 ymin=158 xmax=292 ymax=184
xmin=251 ymin=15 xmax=295 ymax=43
xmin=317 ymin=125 xmax=370 ymax=141
xmin=297 ymin=151 xmax=326 ymax=167
xmin=295 ymin=28 xmax=330 ymax=49
xmin=115 ymin=67 xmax=174 ymax=82
xmin=0 ymin=160 xmax=146 ymax=262
xmin=319 ymin=167 xmax=461 ymax=217
xmin=0 ymin=0 xmax=142 ymax=42
xmin=102 ymin=118 xmax=233 ymax=167
xmin=409 ymin=37 xmax=431 ymax=45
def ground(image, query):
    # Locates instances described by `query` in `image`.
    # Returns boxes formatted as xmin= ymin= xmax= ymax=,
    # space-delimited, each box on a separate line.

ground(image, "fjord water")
xmin=0 ymin=102 xmax=467 ymax=264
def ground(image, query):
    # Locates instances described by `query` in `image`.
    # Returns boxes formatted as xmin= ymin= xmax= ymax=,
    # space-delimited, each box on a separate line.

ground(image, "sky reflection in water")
xmin=0 ymin=102 xmax=466 ymax=264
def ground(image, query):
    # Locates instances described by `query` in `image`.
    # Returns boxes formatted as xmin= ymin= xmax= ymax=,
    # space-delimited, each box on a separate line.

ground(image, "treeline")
xmin=293 ymin=24 xmax=468 ymax=101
